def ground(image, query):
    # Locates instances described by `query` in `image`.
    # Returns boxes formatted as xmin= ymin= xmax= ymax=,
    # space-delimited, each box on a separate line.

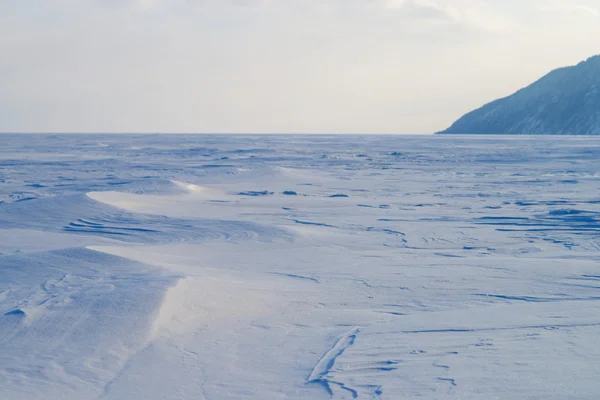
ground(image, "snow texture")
xmin=1 ymin=134 xmax=600 ymax=399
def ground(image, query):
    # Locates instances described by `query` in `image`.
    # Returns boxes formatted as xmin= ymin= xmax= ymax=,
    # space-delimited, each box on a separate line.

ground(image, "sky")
xmin=1 ymin=0 xmax=599 ymax=134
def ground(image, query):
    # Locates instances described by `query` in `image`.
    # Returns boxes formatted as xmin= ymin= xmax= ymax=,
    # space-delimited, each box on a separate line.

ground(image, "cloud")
xmin=539 ymin=4 xmax=599 ymax=17
xmin=34 ymin=0 xmax=515 ymax=35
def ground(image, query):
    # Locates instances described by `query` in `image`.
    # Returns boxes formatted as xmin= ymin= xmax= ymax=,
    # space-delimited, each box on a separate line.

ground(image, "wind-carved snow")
xmin=307 ymin=327 xmax=361 ymax=398
xmin=2 ymin=134 xmax=600 ymax=399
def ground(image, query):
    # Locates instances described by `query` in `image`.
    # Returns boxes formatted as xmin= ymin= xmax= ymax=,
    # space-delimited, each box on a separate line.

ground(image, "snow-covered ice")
xmin=1 ymin=134 xmax=600 ymax=399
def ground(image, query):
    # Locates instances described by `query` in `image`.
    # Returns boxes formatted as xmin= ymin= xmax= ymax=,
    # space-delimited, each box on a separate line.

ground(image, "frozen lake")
xmin=1 ymin=134 xmax=600 ymax=399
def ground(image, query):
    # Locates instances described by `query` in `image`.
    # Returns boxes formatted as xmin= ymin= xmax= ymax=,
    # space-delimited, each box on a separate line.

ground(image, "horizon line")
xmin=0 ymin=132 xmax=434 ymax=135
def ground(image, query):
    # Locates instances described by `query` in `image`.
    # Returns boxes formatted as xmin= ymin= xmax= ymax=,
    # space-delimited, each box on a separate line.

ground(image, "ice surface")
xmin=1 ymin=134 xmax=600 ymax=399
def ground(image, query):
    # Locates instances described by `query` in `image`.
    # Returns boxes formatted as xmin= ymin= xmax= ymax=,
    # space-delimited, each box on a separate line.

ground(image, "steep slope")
xmin=439 ymin=55 xmax=600 ymax=135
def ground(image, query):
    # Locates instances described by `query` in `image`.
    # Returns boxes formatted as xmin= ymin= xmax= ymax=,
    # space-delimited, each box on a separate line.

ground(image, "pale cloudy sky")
xmin=1 ymin=0 xmax=599 ymax=134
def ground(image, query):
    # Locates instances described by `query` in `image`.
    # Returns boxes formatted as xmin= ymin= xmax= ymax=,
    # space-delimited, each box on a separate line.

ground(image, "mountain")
xmin=438 ymin=55 xmax=600 ymax=135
